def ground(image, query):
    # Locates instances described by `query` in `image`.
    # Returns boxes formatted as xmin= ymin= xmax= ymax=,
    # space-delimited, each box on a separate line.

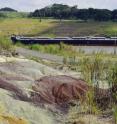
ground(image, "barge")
xmin=11 ymin=35 xmax=117 ymax=46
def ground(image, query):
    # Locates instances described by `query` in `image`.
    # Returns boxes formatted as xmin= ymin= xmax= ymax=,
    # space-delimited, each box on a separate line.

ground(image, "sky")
xmin=0 ymin=0 xmax=116 ymax=12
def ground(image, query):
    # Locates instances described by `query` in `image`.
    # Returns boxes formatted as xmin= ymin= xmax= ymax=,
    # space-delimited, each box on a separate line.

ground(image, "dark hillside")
xmin=0 ymin=7 xmax=17 ymax=12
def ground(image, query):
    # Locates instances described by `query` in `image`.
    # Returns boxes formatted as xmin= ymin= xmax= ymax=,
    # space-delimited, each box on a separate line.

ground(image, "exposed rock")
xmin=0 ymin=50 xmax=12 ymax=57
xmin=0 ymin=88 xmax=56 ymax=124
xmin=0 ymin=56 xmax=115 ymax=124
xmin=0 ymin=56 xmax=63 ymax=81
xmin=0 ymin=56 xmax=66 ymax=124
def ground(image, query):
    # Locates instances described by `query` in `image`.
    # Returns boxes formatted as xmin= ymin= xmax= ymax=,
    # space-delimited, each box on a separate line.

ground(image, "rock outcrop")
xmin=0 ymin=56 xmax=65 ymax=124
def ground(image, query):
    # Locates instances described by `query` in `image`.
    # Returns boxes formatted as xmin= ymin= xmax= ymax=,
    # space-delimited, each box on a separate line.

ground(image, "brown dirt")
xmin=31 ymin=75 xmax=89 ymax=106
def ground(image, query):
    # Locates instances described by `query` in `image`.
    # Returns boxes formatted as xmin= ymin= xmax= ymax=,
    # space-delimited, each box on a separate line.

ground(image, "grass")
xmin=80 ymin=53 xmax=107 ymax=83
xmin=37 ymin=20 xmax=117 ymax=37
xmin=0 ymin=18 xmax=57 ymax=37
xmin=28 ymin=43 xmax=78 ymax=57
xmin=0 ymin=18 xmax=117 ymax=37
xmin=0 ymin=18 xmax=56 ymax=51
xmin=17 ymin=42 xmax=117 ymax=73
xmin=113 ymin=105 xmax=117 ymax=124
xmin=0 ymin=18 xmax=117 ymax=53
xmin=0 ymin=17 xmax=117 ymax=124
xmin=64 ymin=54 xmax=117 ymax=124
xmin=0 ymin=36 xmax=14 ymax=52
xmin=0 ymin=11 xmax=29 ymax=18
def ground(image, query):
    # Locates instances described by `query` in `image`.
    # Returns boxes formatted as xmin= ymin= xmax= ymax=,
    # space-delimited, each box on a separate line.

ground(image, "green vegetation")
xmin=0 ymin=37 xmax=14 ymax=52
xmin=0 ymin=18 xmax=117 ymax=37
xmin=0 ymin=12 xmax=28 ymax=18
xmin=80 ymin=54 xmax=104 ymax=114
xmin=0 ymin=18 xmax=117 ymax=59
xmin=30 ymin=4 xmax=117 ymax=21
xmin=0 ymin=7 xmax=28 ymax=18
xmin=65 ymin=54 xmax=117 ymax=124
xmin=26 ymin=43 xmax=77 ymax=57
xmin=0 ymin=6 xmax=116 ymax=54
xmin=80 ymin=54 xmax=106 ymax=83
xmin=0 ymin=6 xmax=116 ymax=124
xmin=0 ymin=17 xmax=116 ymax=55
xmin=0 ymin=19 xmax=56 ymax=37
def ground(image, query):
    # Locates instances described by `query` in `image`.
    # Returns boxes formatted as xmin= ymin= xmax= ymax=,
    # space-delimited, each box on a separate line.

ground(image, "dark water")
xmin=75 ymin=46 xmax=117 ymax=54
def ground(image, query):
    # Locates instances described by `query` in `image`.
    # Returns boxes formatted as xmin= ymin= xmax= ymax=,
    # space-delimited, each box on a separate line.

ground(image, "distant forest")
xmin=0 ymin=7 xmax=17 ymax=18
xmin=29 ymin=4 xmax=117 ymax=21
xmin=0 ymin=7 xmax=17 ymax=12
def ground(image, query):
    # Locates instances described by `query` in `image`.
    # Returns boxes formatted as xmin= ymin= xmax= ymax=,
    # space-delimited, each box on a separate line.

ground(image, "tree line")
xmin=0 ymin=7 xmax=17 ymax=12
xmin=29 ymin=4 xmax=117 ymax=21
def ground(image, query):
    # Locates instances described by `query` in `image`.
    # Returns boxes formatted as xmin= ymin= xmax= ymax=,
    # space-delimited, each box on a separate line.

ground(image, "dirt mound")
xmin=32 ymin=75 xmax=89 ymax=106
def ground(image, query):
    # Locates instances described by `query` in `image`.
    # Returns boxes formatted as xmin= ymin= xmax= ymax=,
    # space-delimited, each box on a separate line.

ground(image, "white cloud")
xmin=0 ymin=0 xmax=116 ymax=12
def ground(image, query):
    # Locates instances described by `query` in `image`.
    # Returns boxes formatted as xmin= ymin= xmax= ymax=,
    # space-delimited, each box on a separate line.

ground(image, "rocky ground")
xmin=0 ymin=55 xmax=82 ymax=124
xmin=0 ymin=55 xmax=113 ymax=124
xmin=0 ymin=55 xmax=65 ymax=124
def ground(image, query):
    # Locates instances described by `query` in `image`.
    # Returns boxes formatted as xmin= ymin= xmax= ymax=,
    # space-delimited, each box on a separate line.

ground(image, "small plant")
xmin=86 ymin=90 xmax=100 ymax=115
xmin=63 ymin=56 xmax=68 ymax=65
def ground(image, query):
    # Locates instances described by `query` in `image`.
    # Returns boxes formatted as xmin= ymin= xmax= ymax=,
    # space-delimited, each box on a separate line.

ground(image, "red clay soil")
xmin=32 ymin=75 xmax=89 ymax=106
xmin=0 ymin=75 xmax=116 ymax=109
xmin=0 ymin=76 xmax=89 ymax=107
xmin=32 ymin=75 xmax=117 ymax=109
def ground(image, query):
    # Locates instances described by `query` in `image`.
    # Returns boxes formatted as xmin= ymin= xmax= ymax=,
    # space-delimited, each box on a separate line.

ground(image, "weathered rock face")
xmin=0 ymin=56 xmax=115 ymax=124
xmin=0 ymin=78 xmax=56 ymax=124
xmin=0 ymin=56 xmax=66 ymax=124
xmin=32 ymin=75 xmax=89 ymax=106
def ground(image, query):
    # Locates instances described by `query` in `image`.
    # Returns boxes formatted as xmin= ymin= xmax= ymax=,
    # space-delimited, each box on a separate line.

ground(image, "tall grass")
xmin=108 ymin=63 xmax=117 ymax=86
xmin=107 ymin=63 xmax=117 ymax=124
xmin=113 ymin=105 xmax=117 ymax=124
xmin=17 ymin=42 xmax=78 ymax=58
xmin=65 ymin=53 xmax=117 ymax=123
xmin=0 ymin=37 xmax=14 ymax=52
xmin=80 ymin=53 xmax=106 ymax=84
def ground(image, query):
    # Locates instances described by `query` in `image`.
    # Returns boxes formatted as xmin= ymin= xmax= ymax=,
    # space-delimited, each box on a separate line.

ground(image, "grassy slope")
xmin=0 ymin=18 xmax=117 ymax=37
xmin=0 ymin=18 xmax=117 ymax=54
xmin=39 ymin=20 xmax=117 ymax=37
xmin=0 ymin=19 xmax=56 ymax=37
